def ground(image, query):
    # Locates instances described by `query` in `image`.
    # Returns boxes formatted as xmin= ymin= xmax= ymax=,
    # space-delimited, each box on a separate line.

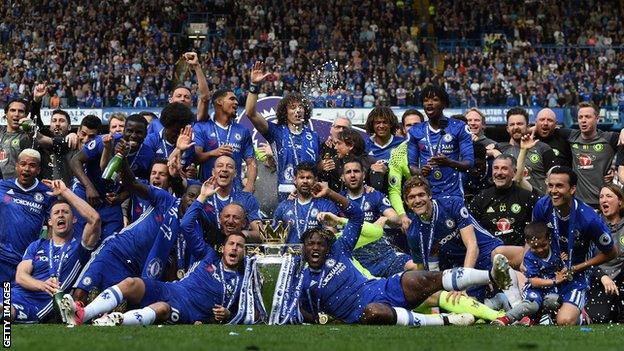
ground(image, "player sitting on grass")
xmin=8 ymin=179 xmax=100 ymax=323
xmin=492 ymin=222 xmax=564 ymax=326
xmin=298 ymin=181 xmax=513 ymax=326
xmin=59 ymin=182 xmax=249 ymax=326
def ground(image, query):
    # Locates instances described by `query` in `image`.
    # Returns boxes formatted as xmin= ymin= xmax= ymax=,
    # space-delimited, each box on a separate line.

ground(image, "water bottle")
xmin=102 ymin=153 xmax=123 ymax=181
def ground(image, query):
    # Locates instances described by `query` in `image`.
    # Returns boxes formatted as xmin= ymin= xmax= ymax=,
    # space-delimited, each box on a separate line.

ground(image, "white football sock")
xmin=394 ymin=307 xmax=444 ymax=327
xmin=122 ymin=307 xmax=156 ymax=326
xmin=442 ymin=268 xmax=490 ymax=291
xmin=502 ymin=268 xmax=522 ymax=308
xmin=84 ymin=285 xmax=123 ymax=322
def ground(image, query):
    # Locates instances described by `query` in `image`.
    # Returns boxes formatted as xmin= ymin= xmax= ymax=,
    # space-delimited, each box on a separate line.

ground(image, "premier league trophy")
xmin=247 ymin=220 xmax=302 ymax=324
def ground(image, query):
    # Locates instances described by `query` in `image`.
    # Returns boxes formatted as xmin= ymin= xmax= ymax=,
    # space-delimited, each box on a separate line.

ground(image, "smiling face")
xmin=492 ymin=158 xmax=515 ymax=189
xmin=599 ymin=186 xmax=622 ymax=220
xmin=212 ymin=156 xmax=236 ymax=188
xmin=372 ymin=117 xmax=391 ymax=140
xmin=221 ymin=234 xmax=246 ymax=270
xmin=78 ymin=125 xmax=99 ymax=147
xmin=526 ymin=236 xmax=550 ymax=259
xmin=123 ymin=120 xmax=147 ymax=153
xmin=48 ymin=202 xmax=74 ymax=238
xmin=405 ymin=185 xmax=432 ymax=218
xmin=302 ymin=231 xmax=330 ymax=269
xmin=547 ymin=173 xmax=575 ymax=210
xmin=465 ymin=110 xmax=484 ymax=135
xmin=219 ymin=204 xmax=247 ymax=237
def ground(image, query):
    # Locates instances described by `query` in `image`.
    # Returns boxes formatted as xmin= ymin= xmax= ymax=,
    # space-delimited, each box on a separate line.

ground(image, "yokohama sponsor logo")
xmin=12 ymin=197 xmax=43 ymax=210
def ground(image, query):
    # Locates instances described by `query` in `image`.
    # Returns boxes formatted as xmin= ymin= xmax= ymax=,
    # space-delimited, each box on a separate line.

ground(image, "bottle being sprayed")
xmin=20 ymin=119 xmax=34 ymax=133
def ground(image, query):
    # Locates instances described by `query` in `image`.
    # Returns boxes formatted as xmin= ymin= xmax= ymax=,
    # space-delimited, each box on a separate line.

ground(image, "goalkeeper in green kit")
xmin=388 ymin=110 xmax=423 ymax=232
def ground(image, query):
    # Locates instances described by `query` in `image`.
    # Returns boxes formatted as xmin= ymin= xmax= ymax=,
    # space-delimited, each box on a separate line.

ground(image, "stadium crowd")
xmin=2 ymin=0 xmax=624 ymax=330
xmin=2 ymin=1 xmax=623 ymax=110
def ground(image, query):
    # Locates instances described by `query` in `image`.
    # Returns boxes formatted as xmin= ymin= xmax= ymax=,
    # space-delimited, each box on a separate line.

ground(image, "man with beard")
xmin=0 ymin=149 xmax=56 ymax=282
xmin=8 ymin=179 xmax=100 ymax=323
xmin=246 ymin=62 xmax=320 ymax=200
xmin=407 ymin=85 xmax=474 ymax=198
xmin=194 ymin=89 xmax=256 ymax=192
xmin=469 ymin=154 xmax=539 ymax=246
xmin=71 ymin=142 xmax=200 ymax=303
xmin=70 ymin=114 xmax=153 ymax=239
xmin=298 ymin=181 xmax=512 ymax=326
xmin=37 ymin=109 xmax=78 ymax=185
xmin=273 ymin=162 xmax=340 ymax=243
xmin=497 ymin=108 xmax=558 ymax=195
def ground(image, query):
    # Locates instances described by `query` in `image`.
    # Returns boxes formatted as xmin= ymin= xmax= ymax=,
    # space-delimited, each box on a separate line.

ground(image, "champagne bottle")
xmin=20 ymin=119 xmax=33 ymax=133
xmin=102 ymin=153 xmax=123 ymax=181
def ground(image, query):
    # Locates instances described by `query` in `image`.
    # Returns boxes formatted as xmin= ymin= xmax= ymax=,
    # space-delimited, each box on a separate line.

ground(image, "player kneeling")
xmin=299 ymin=182 xmax=513 ymax=326
xmin=59 ymin=233 xmax=246 ymax=326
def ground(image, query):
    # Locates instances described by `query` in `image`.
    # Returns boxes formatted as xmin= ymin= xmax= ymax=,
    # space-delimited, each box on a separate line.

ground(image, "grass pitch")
xmin=9 ymin=324 xmax=623 ymax=351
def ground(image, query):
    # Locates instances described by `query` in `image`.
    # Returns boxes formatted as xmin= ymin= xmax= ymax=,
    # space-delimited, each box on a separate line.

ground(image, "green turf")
xmin=8 ymin=324 xmax=623 ymax=351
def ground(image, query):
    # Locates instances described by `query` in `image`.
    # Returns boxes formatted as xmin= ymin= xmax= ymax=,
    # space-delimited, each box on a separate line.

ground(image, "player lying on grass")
xmin=493 ymin=222 xmax=564 ymax=326
xmin=319 ymin=211 xmax=507 ymax=322
xmin=9 ymin=179 xmax=100 ymax=323
xmin=71 ymin=141 xmax=201 ymax=303
xmin=298 ymin=181 xmax=513 ymax=326
xmin=59 ymin=181 xmax=249 ymax=326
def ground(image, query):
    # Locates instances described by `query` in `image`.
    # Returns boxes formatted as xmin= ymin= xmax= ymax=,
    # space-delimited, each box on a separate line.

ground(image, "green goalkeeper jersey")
xmin=387 ymin=141 xmax=411 ymax=216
